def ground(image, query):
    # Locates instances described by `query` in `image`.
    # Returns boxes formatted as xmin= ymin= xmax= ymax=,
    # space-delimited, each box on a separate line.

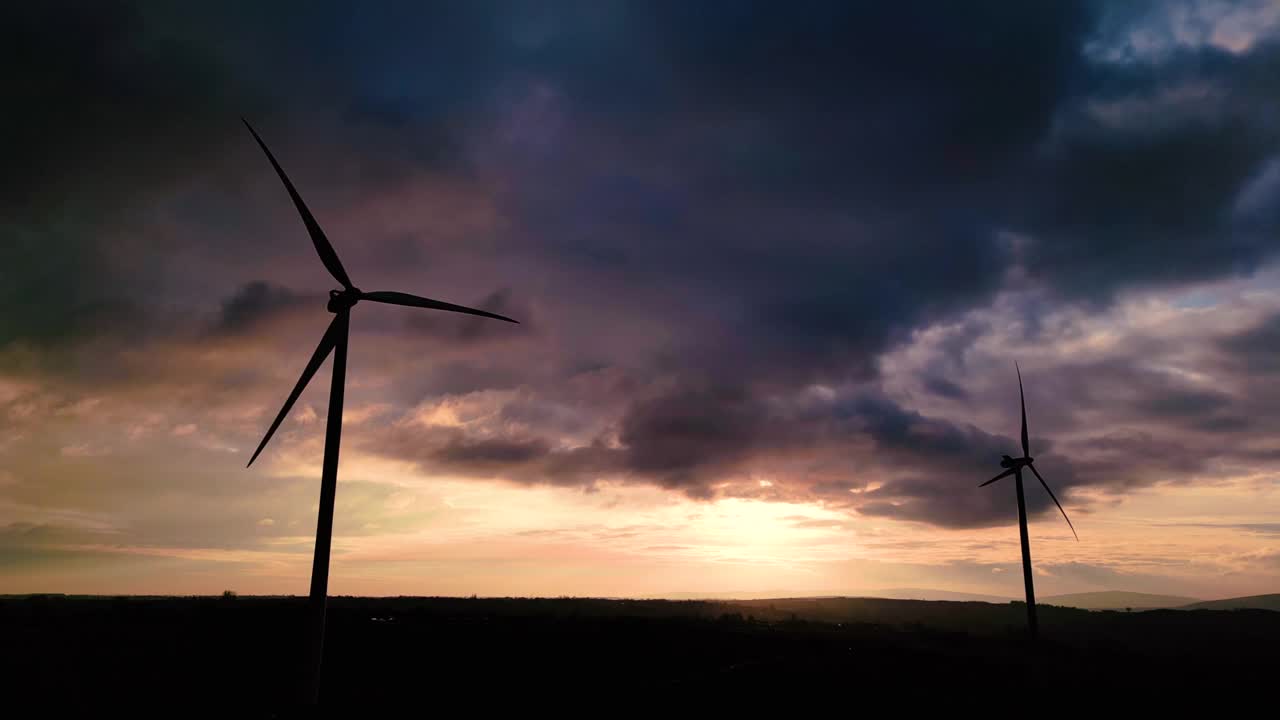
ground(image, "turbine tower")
xmin=241 ymin=119 xmax=517 ymax=703
xmin=980 ymin=363 xmax=1077 ymax=639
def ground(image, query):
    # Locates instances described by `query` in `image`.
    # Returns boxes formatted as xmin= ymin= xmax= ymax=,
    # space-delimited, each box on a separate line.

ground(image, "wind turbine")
xmin=241 ymin=118 xmax=517 ymax=703
xmin=980 ymin=363 xmax=1077 ymax=639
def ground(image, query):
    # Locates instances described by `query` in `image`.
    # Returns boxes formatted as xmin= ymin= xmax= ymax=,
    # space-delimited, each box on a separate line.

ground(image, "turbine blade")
xmin=242 ymin=118 xmax=354 ymax=290
xmin=1017 ymin=362 xmax=1029 ymax=458
xmin=1028 ymin=463 xmax=1078 ymax=541
xmin=980 ymin=468 xmax=1016 ymax=487
xmin=246 ymin=316 xmax=341 ymax=467
xmin=361 ymin=290 xmax=519 ymax=324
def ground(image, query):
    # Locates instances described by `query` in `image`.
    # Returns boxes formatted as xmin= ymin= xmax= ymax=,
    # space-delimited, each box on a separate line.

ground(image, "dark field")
xmin=3 ymin=595 xmax=1275 ymax=713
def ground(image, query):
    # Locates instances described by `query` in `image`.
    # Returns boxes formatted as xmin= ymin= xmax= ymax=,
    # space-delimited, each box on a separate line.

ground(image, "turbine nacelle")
xmin=1000 ymin=454 xmax=1033 ymax=469
xmin=327 ymin=288 xmax=362 ymax=313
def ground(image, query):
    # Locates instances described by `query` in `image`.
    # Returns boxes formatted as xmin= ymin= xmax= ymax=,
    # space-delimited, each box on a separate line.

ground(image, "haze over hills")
xmin=647 ymin=589 xmax=1280 ymax=612
xmin=1183 ymin=594 xmax=1280 ymax=611
xmin=9 ymin=590 xmax=1276 ymax=611
xmin=643 ymin=590 xmax=805 ymax=601
xmin=856 ymin=588 xmax=1014 ymax=603
xmin=861 ymin=590 xmax=1280 ymax=611
xmin=681 ymin=589 xmax=1274 ymax=611
xmin=646 ymin=588 xmax=1013 ymax=602
xmin=1040 ymin=592 xmax=1200 ymax=610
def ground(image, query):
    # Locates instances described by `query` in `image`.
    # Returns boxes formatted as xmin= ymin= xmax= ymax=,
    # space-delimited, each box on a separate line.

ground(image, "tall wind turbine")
xmin=980 ymin=363 xmax=1077 ymax=639
xmin=241 ymin=119 xmax=517 ymax=703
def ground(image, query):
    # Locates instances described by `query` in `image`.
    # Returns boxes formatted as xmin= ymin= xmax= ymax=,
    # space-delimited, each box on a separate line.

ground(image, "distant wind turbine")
xmin=980 ymin=363 xmax=1077 ymax=639
xmin=241 ymin=119 xmax=518 ymax=703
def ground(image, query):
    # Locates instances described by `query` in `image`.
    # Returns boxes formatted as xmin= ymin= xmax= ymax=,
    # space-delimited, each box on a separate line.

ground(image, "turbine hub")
xmin=1000 ymin=454 xmax=1033 ymax=468
xmin=327 ymin=288 xmax=361 ymax=313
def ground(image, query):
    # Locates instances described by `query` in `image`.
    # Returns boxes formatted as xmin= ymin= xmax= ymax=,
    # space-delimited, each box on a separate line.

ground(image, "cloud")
xmin=0 ymin=2 xmax=266 ymax=348
xmin=617 ymin=381 xmax=771 ymax=492
xmin=3 ymin=0 xmax=1280 ymax=597
xmin=1024 ymin=16 xmax=1280 ymax=301
xmin=1159 ymin=521 xmax=1280 ymax=536
xmin=214 ymin=282 xmax=310 ymax=335
xmin=1219 ymin=312 xmax=1280 ymax=371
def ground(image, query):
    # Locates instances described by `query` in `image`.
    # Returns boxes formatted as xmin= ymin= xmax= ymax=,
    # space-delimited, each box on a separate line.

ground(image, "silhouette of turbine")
xmin=980 ymin=363 xmax=1077 ymax=639
xmin=241 ymin=119 xmax=517 ymax=703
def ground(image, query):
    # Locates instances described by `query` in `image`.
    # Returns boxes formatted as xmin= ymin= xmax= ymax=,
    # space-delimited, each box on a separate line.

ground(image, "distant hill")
xmin=646 ymin=590 xmax=813 ymax=600
xmin=861 ymin=588 xmax=1013 ymax=603
xmin=646 ymin=588 xmax=1013 ymax=602
xmin=1182 ymin=594 xmax=1280 ymax=611
xmin=1041 ymin=591 xmax=1199 ymax=610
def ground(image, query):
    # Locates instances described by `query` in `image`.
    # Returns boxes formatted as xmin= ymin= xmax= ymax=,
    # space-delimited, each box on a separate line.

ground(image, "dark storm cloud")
xmin=1022 ymin=35 xmax=1280 ymax=300
xmin=366 ymin=380 xmax=781 ymax=495
xmin=835 ymin=393 xmax=1081 ymax=527
xmin=922 ymin=375 xmax=967 ymax=400
xmin=362 ymin=422 xmax=618 ymax=490
xmin=10 ymin=0 xmax=1280 ymax=344
xmin=998 ymin=355 xmax=1251 ymax=440
xmin=641 ymin=1 xmax=1093 ymax=206
xmin=1 ymin=2 xmax=258 ymax=347
xmin=1137 ymin=388 xmax=1231 ymax=418
xmin=2 ymin=2 xmax=246 ymax=215
xmin=214 ymin=282 xmax=309 ymax=334
xmin=1220 ymin=312 xmax=1280 ymax=371
xmin=432 ymin=435 xmax=552 ymax=467
xmin=482 ymin=1 xmax=1098 ymax=382
xmin=0 ymin=1 xmax=509 ymax=349
xmin=618 ymin=381 xmax=771 ymax=491
xmin=359 ymin=379 xmax=1086 ymax=528
xmin=843 ymin=393 xmax=1006 ymax=463
xmin=9 ymin=0 xmax=1280 ymax=536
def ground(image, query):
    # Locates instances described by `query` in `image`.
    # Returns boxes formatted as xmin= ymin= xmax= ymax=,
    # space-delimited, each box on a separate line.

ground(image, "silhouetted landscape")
xmin=4 ymin=593 xmax=1276 ymax=712
xmin=8 ymin=2 xmax=1280 ymax=714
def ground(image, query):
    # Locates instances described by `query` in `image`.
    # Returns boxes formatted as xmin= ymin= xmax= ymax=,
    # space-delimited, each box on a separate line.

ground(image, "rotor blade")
xmin=980 ymin=468 xmax=1016 ymax=487
xmin=246 ymin=316 xmax=341 ymax=467
xmin=242 ymin=118 xmax=354 ymax=290
xmin=1017 ymin=362 xmax=1029 ymax=458
xmin=1027 ymin=463 xmax=1078 ymax=541
xmin=361 ymin=290 xmax=519 ymax=324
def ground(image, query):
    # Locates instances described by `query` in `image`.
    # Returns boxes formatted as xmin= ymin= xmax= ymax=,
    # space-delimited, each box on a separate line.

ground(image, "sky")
xmin=3 ymin=0 xmax=1279 ymax=600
